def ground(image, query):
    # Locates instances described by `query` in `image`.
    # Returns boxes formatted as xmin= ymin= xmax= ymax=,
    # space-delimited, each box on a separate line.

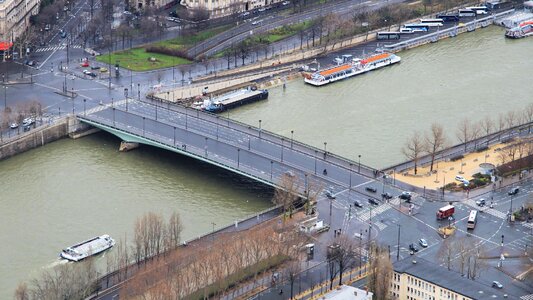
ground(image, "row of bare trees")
xmin=122 ymin=216 xmax=307 ymax=299
xmin=0 ymin=101 xmax=43 ymax=135
xmin=403 ymin=103 xmax=533 ymax=174
xmin=14 ymin=256 xmax=98 ymax=300
xmin=367 ymin=243 xmax=393 ymax=300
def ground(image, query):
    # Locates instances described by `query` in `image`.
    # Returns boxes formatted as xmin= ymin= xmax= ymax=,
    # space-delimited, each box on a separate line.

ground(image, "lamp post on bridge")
xmin=270 ymin=160 xmax=273 ymax=181
xmin=314 ymin=150 xmax=317 ymax=175
xmin=281 ymin=138 xmax=284 ymax=162
xmin=112 ymin=107 xmax=116 ymax=126
xmin=173 ymin=126 xmax=176 ymax=146
xmin=142 ymin=117 xmax=145 ymax=136
xmin=83 ymin=99 xmax=86 ymax=116
xmin=124 ymin=88 xmax=129 ymax=112
xmin=290 ymin=130 xmax=294 ymax=148
xmin=216 ymin=116 xmax=219 ymax=140
xmin=258 ymin=119 xmax=262 ymax=138
xmin=358 ymin=154 xmax=362 ymax=173
xmin=237 ymin=148 xmax=240 ymax=168
xmin=137 ymin=83 xmax=140 ymax=101
xmin=204 ymin=137 xmax=208 ymax=157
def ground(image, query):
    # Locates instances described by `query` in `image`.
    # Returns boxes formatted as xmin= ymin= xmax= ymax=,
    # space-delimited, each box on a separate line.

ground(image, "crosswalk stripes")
xmin=85 ymin=99 xmax=128 ymax=115
xmin=523 ymin=222 xmax=533 ymax=230
xmin=520 ymin=294 xmax=533 ymax=300
xmin=464 ymin=199 xmax=507 ymax=219
xmin=35 ymin=45 xmax=82 ymax=53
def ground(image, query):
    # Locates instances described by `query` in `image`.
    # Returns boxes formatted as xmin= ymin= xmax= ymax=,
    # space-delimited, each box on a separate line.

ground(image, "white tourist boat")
xmin=303 ymin=52 xmax=401 ymax=87
xmin=60 ymin=234 xmax=115 ymax=262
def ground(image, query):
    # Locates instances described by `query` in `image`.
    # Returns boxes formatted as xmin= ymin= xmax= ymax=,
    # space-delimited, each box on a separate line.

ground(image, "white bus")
xmin=377 ymin=32 xmax=401 ymax=40
xmin=420 ymin=18 xmax=444 ymax=24
xmin=459 ymin=9 xmax=476 ymax=17
xmin=403 ymin=23 xmax=430 ymax=31
xmin=466 ymin=6 xmax=489 ymax=14
xmin=467 ymin=210 xmax=478 ymax=229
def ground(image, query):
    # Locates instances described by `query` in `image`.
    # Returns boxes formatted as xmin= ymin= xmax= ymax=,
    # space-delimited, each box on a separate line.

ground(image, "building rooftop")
xmin=393 ymin=258 xmax=512 ymax=299
xmin=322 ymin=285 xmax=373 ymax=300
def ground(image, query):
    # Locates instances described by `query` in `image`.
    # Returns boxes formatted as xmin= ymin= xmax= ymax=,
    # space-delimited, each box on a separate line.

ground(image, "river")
xmin=1 ymin=25 xmax=532 ymax=298
xmin=232 ymin=26 xmax=533 ymax=169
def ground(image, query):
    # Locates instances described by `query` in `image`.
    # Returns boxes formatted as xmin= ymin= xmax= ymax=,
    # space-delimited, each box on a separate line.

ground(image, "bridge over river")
xmin=78 ymin=99 xmax=388 ymax=201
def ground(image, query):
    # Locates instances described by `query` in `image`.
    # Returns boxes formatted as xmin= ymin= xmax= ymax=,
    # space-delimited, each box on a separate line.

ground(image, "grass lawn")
xmin=96 ymin=48 xmax=191 ymax=72
xmin=96 ymin=25 xmax=232 ymax=71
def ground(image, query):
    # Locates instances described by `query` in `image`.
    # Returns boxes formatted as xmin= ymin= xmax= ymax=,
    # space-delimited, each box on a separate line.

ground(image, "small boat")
xmin=303 ymin=52 xmax=401 ymax=87
xmin=505 ymin=20 xmax=533 ymax=39
xmin=60 ymin=234 xmax=115 ymax=262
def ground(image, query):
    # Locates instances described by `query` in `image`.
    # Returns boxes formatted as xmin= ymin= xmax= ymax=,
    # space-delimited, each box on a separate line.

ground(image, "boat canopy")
xmin=361 ymin=53 xmax=391 ymax=64
xmin=319 ymin=64 xmax=352 ymax=76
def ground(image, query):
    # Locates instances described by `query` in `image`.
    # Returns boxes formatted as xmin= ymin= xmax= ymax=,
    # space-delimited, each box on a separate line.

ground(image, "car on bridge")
xmin=353 ymin=200 xmax=363 ymax=208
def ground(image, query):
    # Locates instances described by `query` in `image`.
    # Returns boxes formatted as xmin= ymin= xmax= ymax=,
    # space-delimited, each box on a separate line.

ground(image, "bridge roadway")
xmin=78 ymin=99 xmax=385 ymax=199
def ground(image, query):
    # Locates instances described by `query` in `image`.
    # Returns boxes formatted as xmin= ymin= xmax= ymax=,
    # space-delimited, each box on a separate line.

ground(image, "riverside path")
xmin=77 ymin=99 xmax=385 ymax=198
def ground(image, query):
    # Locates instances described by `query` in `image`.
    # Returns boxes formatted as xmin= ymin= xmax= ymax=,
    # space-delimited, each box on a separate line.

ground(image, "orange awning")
xmin=0 ymin=42 xmax=13 ymax=51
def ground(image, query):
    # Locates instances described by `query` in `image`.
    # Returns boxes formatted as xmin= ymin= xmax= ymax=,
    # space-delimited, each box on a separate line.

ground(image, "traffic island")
xmin=438 ymin=226 xmax=456 ymax=238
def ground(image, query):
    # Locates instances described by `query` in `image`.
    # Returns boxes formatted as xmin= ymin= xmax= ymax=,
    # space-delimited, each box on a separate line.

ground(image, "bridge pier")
xmin=119 ymin=141 xmax=140 ymax=152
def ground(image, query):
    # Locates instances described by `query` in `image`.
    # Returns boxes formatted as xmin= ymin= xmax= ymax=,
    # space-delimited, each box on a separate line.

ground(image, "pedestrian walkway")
xmin=35 ymin=44 xmax=82 ymax=53
xmin=463 ymin=198 xmax=508 ymax=219
xmin=520 ymin=294 xmax=533 ymax=300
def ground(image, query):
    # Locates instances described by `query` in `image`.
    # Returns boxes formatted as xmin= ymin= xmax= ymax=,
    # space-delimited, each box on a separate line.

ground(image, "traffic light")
xmin=115 ymin=64 xmax=120 ymax=77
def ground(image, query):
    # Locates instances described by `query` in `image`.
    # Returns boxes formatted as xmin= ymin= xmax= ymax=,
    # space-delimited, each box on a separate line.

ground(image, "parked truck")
xmin=436 ymin=205 xmax=455 ymax=220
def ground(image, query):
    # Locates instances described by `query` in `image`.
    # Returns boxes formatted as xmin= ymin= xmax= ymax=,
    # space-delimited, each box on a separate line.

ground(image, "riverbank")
xmin=0 ymin=116 xmax=92 ymax=161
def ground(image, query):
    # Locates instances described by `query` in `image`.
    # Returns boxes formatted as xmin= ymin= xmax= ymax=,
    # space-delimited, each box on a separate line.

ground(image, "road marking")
xmin=354 ymin=180 xmax=374 ymax=188
xmin=38 ymin=48 xmax=59 ymax=69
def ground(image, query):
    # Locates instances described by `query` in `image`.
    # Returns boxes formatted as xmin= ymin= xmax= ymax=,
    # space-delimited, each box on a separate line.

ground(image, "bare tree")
xmin=456 ymin=118 xmax=472 ymax=151
xmin=437 ymin=239 xmax=455 ymax=270
xmin=167 ymin=211 xmax=183 ymax=250
xmin=333 ymin=235 xmax=358 ymax=286
xmin=471 ymin=122 xmax=482 ymax=150
xmin=367 ymin=243 xmax=393 ymax=299
xmin=480 ymin=116 xmax=494 ymax=146
xmin=272 ymin=173 xmax=300 ymax=217
xmin=505 ymin=110 xmax=517 ymax=130
xmin=424 ymin=123 xmax=446 ymax=172
xmin=524 ymin=103 xmax=533 ymax=133
xmin=14 ymin=282 xmax=29 ymax=300
xmin=402 ymin=131 xmax=425 ymax=175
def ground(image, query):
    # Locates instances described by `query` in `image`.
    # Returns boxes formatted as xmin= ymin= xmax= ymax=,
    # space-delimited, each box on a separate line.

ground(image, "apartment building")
xmin=129 ymin=0 xmax=176 ymax=10
xmin=0 ymin=0 xmax=40 ymax=43
xmin=180 ymin=0 xmax=284 ymax=18
xmin=391 ymin=258 xmax=509 ymax=300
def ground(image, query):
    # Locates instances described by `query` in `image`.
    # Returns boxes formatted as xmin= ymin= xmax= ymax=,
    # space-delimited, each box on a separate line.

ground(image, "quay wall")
xmin=0 ymin=117 xmax=94 ymax=161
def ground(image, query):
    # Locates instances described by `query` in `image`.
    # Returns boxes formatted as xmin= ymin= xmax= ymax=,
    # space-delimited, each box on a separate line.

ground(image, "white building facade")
xmin=0 ymin=0 xmax=40 ymax=43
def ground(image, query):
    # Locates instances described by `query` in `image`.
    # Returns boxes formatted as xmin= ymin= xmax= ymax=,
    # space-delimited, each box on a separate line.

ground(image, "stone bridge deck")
xmin=78 ymin=99 xmax=384 ymax=198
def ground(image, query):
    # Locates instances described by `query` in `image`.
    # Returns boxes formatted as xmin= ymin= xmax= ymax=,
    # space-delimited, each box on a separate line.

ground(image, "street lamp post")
xmin=270 ymin=161 xmax=273 ymax=180
xmin=142 ymin=117 xmax=145 ymax=136
xmin=137 ymin=83 xmax=140 ymax=101
xmin=290 ymin=130 xmax=294 ymax=148
xmin=397 ymin=224 xmax=401 ymax=261
xmin=358 ymin=154 xmax=361 ymax=173
xmin=349 ymin=163 xmax=353 ymax=189
xmin=258 ymin=119 xmax=262 ymax=138
xmin=281 ymin=138 xmax=284 ymax=162
xmin=211 ymin=222 xmax=216 ymax=242
xmin=237 ymin=148 xmax=240 ymax=168
xmin=323 ymin=142 xmax=327 ymax=153
xmin=314 ymin=150 xmax=317 ymax=175
xmin=216 ymin=116 xmax=219 ymax=140
xmin=83 ymin=99 xmax=86 ymax=116
xmin=112 ymin=107 xmax=116 ymax=126
xmin=124 ymin=88 xmax=128 ymax=111
xmin=3 ymin=86 xmax=7 ymax=110
xmin=173 ymin=126 xmax=176 ymax=145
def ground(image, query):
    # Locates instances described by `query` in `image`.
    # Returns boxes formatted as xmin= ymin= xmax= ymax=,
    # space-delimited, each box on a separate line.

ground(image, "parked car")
xmin=325 ymin=189 xmax=336 ymax=199
xmin=368 ymin=198 xmax=379 ymax=206
xmin=87 ymin=72 xmax=97 ymax=78
xmin=455 ymin=175 xmax=466 ymax=182
xmin=10 ymin=123 xmax=18 ymax=129
xmin=22 ymin=117 xmax=34 ymax=126
xmin=251 ymin=20 xmax=263 ymax=26
xmin=90 ymin=66 xmax=101 ymax=70
xmin=23 ymin=125 xmax=31 ymax=132
xmin=508 ymin=187 xmax=519 ymax=195
xmin=123 ymin=10 xmax=133 ymax=15
xmin=399 ymin=191 xmax=412 ymax=201
xmin=83 ymin=69 xmax=90 ymax=75
xmin=25 ymin=60 xmax=36 ymax=66
xmin=409 ymin=243 xmax=419 ymax=253
xmin=100 ymin=67 xmax=108 ymax=73
xmin=418 ymin=238 xmax=428 ymax=248
xmin=381 ymin=192 xmax=393 ymax=200
xmin=492 ymin=281 xmax=503 ymax=289
xmin=282 ymin=1 xmax=290 ymax=5
xmin=365 ymin=186 xmax=377 ymax=193
xmin=353 ymin=200 xmax=363 ymax=208
xmin=476 ymin=198 xmax=486 ymax=207
xmin=44 ymin=24 xmax=51 ymax=31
